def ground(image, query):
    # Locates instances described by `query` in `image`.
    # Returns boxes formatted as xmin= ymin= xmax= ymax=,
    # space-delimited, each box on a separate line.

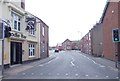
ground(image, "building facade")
xmin=79 ymin=0 xmax=120 ymax=61
xmin=80 ymin=32 xmax=91 ymax=54
xmin=100 ymin=1 xmax=120 ymax=61
xmin=79 ymin=38 xmax=84 ymax=52
xmin=62 ymin=39 xmax=72 ymax=50
xmin=0 ymin=0 xmax=49 ymax=68
xmin=71 ymin=41 xmax=80 ymax=50
xmin=91 ymin=23 xmax=103 ymax=57
xmin=39 ymin=19 xmax=49 ymax=59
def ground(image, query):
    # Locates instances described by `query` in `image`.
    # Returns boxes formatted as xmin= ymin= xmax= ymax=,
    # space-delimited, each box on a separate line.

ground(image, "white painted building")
xmin=0 ymin=0 xmax=49 ymax=68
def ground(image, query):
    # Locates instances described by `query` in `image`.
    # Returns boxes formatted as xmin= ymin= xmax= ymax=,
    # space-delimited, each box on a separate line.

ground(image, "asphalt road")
xmin=4 ymin=50 xmax=118 ymax=79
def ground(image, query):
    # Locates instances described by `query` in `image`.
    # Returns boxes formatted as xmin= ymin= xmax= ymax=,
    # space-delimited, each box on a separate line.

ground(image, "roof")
xmin=62 ymin=39 xmax=72 ymax=44
xmin=99 ymin=0 xmax=110 ymax=23
xmin=25 ymin=11 xmax=49 ymax=28
xmin=72 ymin=40 xmax=80 ymax=44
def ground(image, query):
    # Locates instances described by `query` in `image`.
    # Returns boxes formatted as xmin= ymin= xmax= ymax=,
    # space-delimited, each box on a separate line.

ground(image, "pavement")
xmin=3 ymin=55 xmax=56 ymax=79
xmin=2 ymin=50 xmax=119 ymax=79
xmin=0 ymin=76 xmax=2 ymax=81
xmin=0 ymin=67 xmax=3 ymax=81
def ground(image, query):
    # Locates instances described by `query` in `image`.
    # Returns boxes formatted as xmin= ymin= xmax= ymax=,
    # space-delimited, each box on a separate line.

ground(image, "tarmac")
xmin=2 ymin=55 xmax=56 ymax=80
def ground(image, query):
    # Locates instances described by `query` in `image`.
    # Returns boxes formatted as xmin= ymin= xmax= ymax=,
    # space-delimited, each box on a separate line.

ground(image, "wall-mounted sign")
xmin=4 ymin=52 xmax=6 ymax=60
xmin=11 ymin=32 xmax=26 ymax=39
xmin=25 ymin=17 xmax=36 ymax=30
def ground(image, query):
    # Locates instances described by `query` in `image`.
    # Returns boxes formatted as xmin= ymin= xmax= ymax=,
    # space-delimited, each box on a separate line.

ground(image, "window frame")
xmin=29 ymin=44 xmax=35 ymax=57
xmin=11 ymin=12 xmax=21 ymax=31
xmin=42 ymin=26 xmax=45 ymax=36
xmin=28 ymin=29 xmax=35 ymax=35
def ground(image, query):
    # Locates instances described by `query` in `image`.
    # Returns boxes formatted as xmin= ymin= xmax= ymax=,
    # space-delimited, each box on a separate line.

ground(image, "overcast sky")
xmin=25 ymin=0 xmax=107 ymax=46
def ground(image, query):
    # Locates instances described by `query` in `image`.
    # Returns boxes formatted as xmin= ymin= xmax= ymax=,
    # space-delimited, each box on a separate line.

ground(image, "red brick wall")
xmin=118 ymin=2 xmax=120 ymax=61
xmin=40 ymin=20 xmax=49 ymax=59
xmin=80 ymin=32 xmax=91 ymax=54
xmin=103 ymin=2 xmax=119 ymax=61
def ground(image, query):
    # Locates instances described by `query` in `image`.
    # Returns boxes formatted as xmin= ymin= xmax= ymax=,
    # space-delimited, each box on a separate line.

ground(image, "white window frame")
xmin=42 ymin=26 xmax=45 ymax=36
xmin=29 ymin=44 xmax=35 ymax=57
xmin=28 ymin=29 xmax=35 ymax=35
xmin=11 ymin=12 xmax=21 ymax=31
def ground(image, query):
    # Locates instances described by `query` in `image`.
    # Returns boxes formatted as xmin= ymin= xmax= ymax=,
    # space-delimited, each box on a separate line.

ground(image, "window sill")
xmin=11 ymin=29 xmax=22 ymax=33
xmin=29 ymin=56 xmax=36 ymax=59
xmin=28 ymin=34 xmax=36 ymax=37
xmin=29 ymin=56 xmax=35 ymax=57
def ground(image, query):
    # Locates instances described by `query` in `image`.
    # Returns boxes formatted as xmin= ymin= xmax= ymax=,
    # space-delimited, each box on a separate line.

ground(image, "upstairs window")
xmin=11 ymin=12 xmax=21 ymax=31
xmin=42 ymin=26 xmax=45 ymax=36
xmin=28 ymin=29 xmax=35 ymax=35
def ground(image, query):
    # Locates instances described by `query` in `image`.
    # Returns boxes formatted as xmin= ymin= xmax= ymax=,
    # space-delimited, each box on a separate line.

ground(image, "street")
xmin=4 ymin=50 xmax=118 ymax=79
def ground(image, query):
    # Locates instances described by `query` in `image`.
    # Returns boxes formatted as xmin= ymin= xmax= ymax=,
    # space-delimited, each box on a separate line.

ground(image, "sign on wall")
xmin=25 ymin=17 xmax=36 ymax=30
xmin=11 ymin=32 xmax=27 ymax=39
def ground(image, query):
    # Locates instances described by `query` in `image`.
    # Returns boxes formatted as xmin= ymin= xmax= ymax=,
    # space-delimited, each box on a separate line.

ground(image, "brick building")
xmin=71 ymin=41 xmax=80 ymax=50
xmin=39 ymin=19 xmax=49 ymax=59
xmin=80 ymin=0 xmax=120 ymax=61
xmin=99 ymin=0 xmax=120 ymax=61
xmin=62 ymin=39 xmax=72 ymax=50
xmin=80 ymin=32 xmax=91 ymax=54
xmin=91 ymin=23 xmax=103 ymax=57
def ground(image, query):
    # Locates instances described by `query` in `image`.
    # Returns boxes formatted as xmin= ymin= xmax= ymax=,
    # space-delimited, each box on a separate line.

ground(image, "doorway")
xmin=11 ymin=42 xmax=22 ymax=65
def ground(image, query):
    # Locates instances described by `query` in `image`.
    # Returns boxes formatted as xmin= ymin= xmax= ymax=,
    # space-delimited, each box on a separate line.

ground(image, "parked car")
xmin=55 ymin=49 xmax=59 ymax=52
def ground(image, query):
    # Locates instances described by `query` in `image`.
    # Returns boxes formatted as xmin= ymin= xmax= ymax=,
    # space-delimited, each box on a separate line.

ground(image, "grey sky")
xmin=25 ymin=0 xmax=106 ymax=46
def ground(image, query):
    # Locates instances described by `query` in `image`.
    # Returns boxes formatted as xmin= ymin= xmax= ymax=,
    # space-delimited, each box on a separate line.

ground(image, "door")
xmin=11 ymin=42 xmax=22 ymax=65
xmin=16 ymin=43 xmax=22 ymax=64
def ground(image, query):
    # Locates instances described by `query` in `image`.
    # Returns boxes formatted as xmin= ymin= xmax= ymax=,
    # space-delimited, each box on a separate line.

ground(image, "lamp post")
xmin=0 ymin=20 xmax=4 ymax=79
xmin=0 ymin=19 xmax=10 ymax=79
xmin=1 ymin=22 xmax=4 ymax=79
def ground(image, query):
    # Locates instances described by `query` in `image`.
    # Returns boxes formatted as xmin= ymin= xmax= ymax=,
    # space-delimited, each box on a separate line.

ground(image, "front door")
xmin=11 ymin=42 xmax=22 ymax=65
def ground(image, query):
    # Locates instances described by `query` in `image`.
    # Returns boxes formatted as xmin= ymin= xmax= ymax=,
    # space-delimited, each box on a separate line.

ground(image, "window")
xmin=11 ymin=12 xmax=21 ymax=31
xmin=42 ymin=26 xmax=45 ymax=36
xmin=42 ymin=45 xmax=45 ymax=52
xmin=42 ymin=42 xmax=45 ymax=52
xmin=28 ymin=29 xmax=35 ymax=35
xmin=89 ymin=42 xmax=91 ymax=46
xmin=89 ymin=33 xmax=91 ymax=40
xmin=29 ymin=44 xmax=35 ymax=57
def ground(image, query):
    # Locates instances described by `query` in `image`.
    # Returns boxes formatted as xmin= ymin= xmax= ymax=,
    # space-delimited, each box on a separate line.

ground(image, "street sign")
xmin=0 ymin=22 xmax=3 ymax=39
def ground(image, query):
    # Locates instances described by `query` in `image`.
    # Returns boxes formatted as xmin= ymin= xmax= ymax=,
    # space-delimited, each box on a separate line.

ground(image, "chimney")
xmin=6 ymin=0 xmax=25 ymax=9
xmin=21 ymin=0 xmax=25 ymax=9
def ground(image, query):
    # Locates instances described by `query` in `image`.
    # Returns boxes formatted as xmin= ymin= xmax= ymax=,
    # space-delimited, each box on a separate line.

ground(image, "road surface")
xmin=4 ymin=50 xmax=118 ymax=79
